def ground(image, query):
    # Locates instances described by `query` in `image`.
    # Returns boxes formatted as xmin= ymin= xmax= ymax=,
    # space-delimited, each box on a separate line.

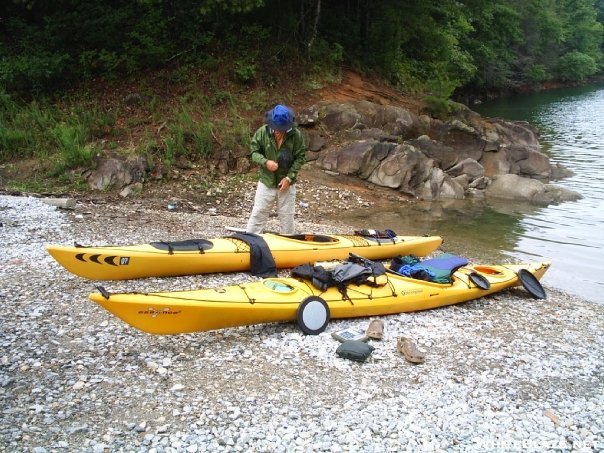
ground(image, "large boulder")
xmin=317 ymin=140 xmax=395 ymax=177
xmin=485 ymin=174 xmax=581 ymax=204
xmin=508 ymin=145 xmax=551 ymax=179
xmin=320 ymin=103 xmax=363 ymax=131
xmin=318 ymin=141 xmax=466 ymax=200
xmin=480 ymin=144 xmax=552 ymax=180
xmin=550 ymin=163 xmax=575 ymax=180
xmin=407 ymin=135 xmax=460 ymax=170
xmin=303 ymin=130 xmax=328 ymax=153
xmin=415 ymin=168 xmax=465 ymax=200
xmin=485 ymin=174 xmax=544 ymax=201
xmin=480 ymin=148 xmax=513 ymax=176
xmin=297 ymin=105 xmax=319 ymax=126
xmin=367 ymin=144 xmax=435 ymax=195
xmin=87 ymin=155 xmax=147 ymax=191
xmin=425 ymin=118 xmax=486 ymax=161
xmin=446 ymin=158 xmax=485 ymax=179
xmin=346 ymin=128 xmax=398 ymax=142
xmin=374 ymin=104 xmax=420 ymax=138
xmin=318 ymin=101 xmax=421 ymax=138
xmin=491 ymin=119 xmax=541 ymax=148
xmin=538 ymin=184 xmax=583 ymax=204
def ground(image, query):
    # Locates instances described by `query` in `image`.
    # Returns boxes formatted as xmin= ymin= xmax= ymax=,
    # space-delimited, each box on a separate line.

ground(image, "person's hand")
xmin=266 ymin=160 xmax=278 ymax=172
xmin=278 ymin=177 xmax=290 ymax=191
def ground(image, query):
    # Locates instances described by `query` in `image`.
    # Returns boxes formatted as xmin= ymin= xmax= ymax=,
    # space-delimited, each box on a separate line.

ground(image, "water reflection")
xmin=340 ymin=198 xmax=546 ymax=263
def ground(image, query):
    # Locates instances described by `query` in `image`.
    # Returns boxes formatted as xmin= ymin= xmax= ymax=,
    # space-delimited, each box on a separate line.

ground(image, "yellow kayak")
xmin=46 ymin=233 xmax=443 ymax=280
xmin=89 ymin=261 xmax=550 ymax=335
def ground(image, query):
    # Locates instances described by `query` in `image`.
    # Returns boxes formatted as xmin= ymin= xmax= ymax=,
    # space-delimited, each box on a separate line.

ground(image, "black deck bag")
xmin=332 ymin=262 xmax=373 ymax=286
xmin=291 ymin=264 xmax=334 ymax=291
xmin=291 ymin=259 xmax=386 ymax=292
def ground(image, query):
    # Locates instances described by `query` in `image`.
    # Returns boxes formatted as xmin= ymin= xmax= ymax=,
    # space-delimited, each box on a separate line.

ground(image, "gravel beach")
xmin=1 ymin=193 xmax=603 ymax=452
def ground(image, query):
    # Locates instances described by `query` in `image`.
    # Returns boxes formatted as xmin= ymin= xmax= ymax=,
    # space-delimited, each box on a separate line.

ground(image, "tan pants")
xmin=246 ymin=181 xmax=296 ymax=234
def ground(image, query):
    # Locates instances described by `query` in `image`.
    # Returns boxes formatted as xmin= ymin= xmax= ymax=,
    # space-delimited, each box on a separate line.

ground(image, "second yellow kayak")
xmin=89 ymin=261 xmax=550 ymax=335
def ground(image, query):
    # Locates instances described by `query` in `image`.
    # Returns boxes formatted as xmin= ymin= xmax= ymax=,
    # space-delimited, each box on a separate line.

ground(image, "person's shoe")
xmin=397 ymin=336 xmax=425 ymax=364
xmin=366 ymin=319 xmax=384 ymax=340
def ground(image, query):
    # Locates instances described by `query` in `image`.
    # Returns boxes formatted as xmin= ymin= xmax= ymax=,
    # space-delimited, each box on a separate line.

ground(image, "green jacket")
xmin=250 ymin=124 xmax=307 ymax=188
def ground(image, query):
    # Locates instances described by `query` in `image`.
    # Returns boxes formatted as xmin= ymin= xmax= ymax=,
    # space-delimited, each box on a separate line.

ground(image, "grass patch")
xmin=1 ymin=57 xmax=342 ymax=192
xmin=0 ymin=94 xmax=59 ymax=161
xmin=50 ymin=123 xmax=96 ymax=174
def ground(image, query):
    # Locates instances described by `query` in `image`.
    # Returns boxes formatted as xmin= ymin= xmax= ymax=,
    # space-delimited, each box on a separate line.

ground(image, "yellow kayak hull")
xmin=89 ymin=261 xmax=550 ymax=335
xmin=47 ymin=233 xmax=443 ymax=280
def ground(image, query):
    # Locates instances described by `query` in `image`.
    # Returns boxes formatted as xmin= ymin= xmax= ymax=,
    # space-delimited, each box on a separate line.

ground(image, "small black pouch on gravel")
xmin=336 ymin=340 xmax=375 ymax=362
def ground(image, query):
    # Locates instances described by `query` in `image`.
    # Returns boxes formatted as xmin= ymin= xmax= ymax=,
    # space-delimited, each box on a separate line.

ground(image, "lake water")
xmin=336 ymin=84 xmax=604 ymax=304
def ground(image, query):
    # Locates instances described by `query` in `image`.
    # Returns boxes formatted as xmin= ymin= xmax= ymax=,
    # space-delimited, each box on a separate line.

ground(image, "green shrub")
xmin=170 ymin=64 xmax=195 ymax=84
xmin=309 ymin=39 xmax=344 ymax=68
xmin=235 ymin=24 xmax=271 ymax=45
xmin=212 ymin=90 xmax=234 ymax=106
xmin=234 ymin=61 xmax=257 ymax=84
xmin=390 ymin=60 xmax=425 ymax=94
xmin=79 ymin=50 xmax=122 ymax=78
xmin=0 ymin=51 xmax=73 ymax=96
xmin=423 ymin=95 xmax=453 ymax=120
xmin=524 ymin=64 xmax=550 ymax=84
xmin=422 ymin=76 xmax=458 ymax=119
xmin=557 ymin=51 xmax=598 ymax=81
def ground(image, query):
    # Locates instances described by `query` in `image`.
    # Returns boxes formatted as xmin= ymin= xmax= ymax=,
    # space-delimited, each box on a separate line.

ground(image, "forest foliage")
xmin=2 ymin=0 xmax=602 ymax=98
xmin=0 ymin=0 xmax=603 ymax=185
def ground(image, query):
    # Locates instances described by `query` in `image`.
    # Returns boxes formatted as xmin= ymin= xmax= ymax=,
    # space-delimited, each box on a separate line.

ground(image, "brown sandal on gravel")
xmin=366 ymin=319 xmax=384 ymax=340
xmin=397 ymin=336 xmax=425 ymax=364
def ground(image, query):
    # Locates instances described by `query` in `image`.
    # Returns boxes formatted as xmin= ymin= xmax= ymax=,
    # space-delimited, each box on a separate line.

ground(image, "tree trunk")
xmin=307 ymin=0 xmax=321 ymax=61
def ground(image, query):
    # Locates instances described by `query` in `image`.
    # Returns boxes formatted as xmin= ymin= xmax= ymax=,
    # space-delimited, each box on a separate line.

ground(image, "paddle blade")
xmin=469 ymin=272 xmax=491 ymax=290
xmin=518 ymin=269 xmax=547 ymax=299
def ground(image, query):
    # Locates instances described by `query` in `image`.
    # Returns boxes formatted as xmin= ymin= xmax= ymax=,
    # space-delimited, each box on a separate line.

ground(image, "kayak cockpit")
xmin=263 ymin=279 xmax=297 ymax=293
xmin=150 ymin=239 xmax=214 ymax=252
xmin=274 ymin=234 xmax=339 ymax=243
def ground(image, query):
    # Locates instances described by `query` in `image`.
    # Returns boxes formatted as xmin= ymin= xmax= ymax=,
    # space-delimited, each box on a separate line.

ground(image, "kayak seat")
xmin=150 ymin=239 xmax=214 ymax=252
xmin=277 ymin=234 xmax=337 ymax=243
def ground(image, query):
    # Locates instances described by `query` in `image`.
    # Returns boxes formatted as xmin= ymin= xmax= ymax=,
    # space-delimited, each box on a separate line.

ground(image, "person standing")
xmin=246 ymin=104 xmax=307 ymax=234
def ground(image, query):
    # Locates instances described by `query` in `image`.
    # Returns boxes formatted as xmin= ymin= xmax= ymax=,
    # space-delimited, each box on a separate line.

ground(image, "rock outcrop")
xmin=300 ymin=100 xmax=580 ymax=204
xmin=86 ymin=97 xmax=580 ymax=204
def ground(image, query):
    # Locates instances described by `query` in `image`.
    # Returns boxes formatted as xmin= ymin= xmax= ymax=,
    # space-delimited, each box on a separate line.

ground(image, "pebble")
xmin=1 ymin=194 xmax=603 ymax=451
